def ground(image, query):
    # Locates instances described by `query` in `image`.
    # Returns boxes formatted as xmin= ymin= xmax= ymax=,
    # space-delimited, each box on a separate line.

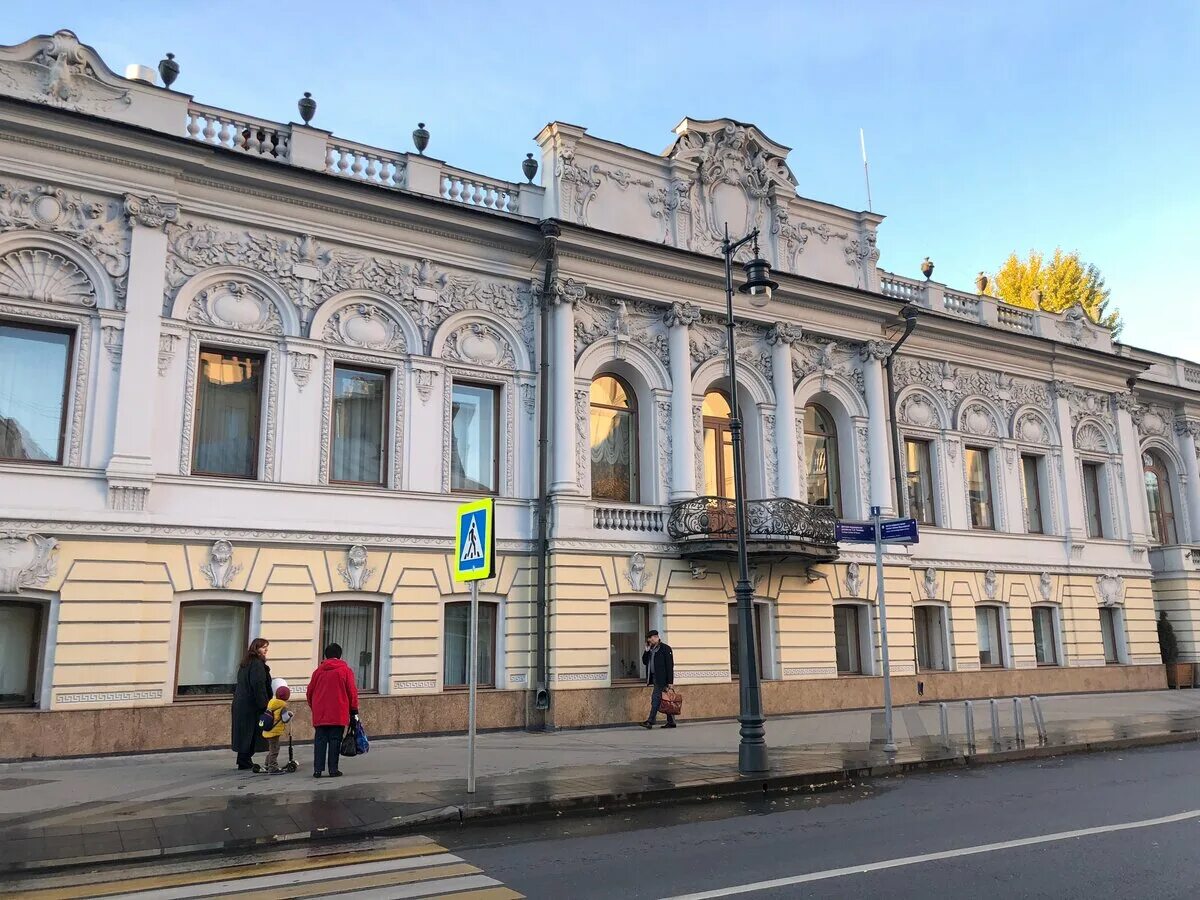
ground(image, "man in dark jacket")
xmin=307 ymin=643 xmax=359 ymax=777
xmin=640 ymin=630 xmax=676 ymax=729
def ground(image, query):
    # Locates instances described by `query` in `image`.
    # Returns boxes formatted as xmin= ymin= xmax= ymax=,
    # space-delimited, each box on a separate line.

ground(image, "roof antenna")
xmin=860 ymin=128 xmax=873 ymax=213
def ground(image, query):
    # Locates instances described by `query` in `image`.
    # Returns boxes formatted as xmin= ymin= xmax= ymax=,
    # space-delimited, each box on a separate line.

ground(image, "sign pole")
xmin=873 ymin=505 xmax=897 ymax=754
xmin=467 ymin=578 xmax=479 ymax=794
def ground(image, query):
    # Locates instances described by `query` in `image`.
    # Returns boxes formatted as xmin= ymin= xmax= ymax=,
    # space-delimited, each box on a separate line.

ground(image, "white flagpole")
xmin=860 ymin=128 xmax=873 ymax=213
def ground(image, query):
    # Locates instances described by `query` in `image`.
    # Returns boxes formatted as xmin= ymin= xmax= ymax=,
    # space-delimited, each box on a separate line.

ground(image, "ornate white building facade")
xmin=1 ymin=31 xmax=1197 ymax=757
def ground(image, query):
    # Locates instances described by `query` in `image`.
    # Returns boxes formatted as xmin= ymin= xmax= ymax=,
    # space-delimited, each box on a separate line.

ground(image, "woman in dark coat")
xmin=231 ymin=638 xmax=271 ymax=770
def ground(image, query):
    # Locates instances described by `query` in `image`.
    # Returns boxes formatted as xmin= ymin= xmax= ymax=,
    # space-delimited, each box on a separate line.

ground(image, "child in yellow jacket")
xmin=262 ymin=683 xmax=292 ymax=774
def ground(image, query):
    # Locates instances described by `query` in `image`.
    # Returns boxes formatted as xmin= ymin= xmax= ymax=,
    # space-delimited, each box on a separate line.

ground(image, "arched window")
xmin=805 ymin=404 xmax=841 ymax=513
xmin=321 ymin=601 xmax=382 ymax=692
xmin=703 ymin=391 xmax=735 ymax=499
xmin=1143 ymin=451 xmax=1178 ymax=545
xmin=590 ymin=375 xmax=639 ymax=503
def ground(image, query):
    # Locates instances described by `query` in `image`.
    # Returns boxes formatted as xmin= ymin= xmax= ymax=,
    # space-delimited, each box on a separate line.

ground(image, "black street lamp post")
xmin=720 ymin=224 xmax=778 ymax=776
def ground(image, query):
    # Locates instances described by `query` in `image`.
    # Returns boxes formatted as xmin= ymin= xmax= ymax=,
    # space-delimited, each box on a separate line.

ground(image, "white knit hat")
xmin=271 ymin=677 xmax=288 ymax=694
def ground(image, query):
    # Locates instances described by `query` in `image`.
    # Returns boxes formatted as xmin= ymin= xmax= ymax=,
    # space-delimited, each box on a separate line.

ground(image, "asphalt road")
xmin=435 ymin=742 xmax=1200 ymax=899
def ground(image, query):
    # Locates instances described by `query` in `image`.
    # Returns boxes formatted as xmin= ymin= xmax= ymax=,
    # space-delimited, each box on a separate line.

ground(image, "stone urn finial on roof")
xmin=413 ymin=122 xmax=430 ymax=155
xmin=920 ymin=257 xmax=934 ymax=280
xmin=297 ymin=92 xmax=316 ymax=125
xmin=522 ymin=152 xmax=538 ymax=183
xmin=975 ymin=272 xmax=988 ymax=293
xmin=158 ymin=53 xmax=179 ymax=88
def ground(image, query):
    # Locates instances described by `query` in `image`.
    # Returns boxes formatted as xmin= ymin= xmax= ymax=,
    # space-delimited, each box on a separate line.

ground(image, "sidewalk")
xmin=2 ymin=690 xmax=1198 ymax=874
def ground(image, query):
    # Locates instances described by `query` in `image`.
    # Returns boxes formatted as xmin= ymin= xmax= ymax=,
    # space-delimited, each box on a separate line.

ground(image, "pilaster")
xmin=768 ymin=322 xmax=802 ymax=499
xmin=665 ymin=302 xmax=700 ymax=501
xmin=105 ymin=194 xmax=178 ymax=511
xmin=1175 ymin=418 xmax=1200 ymax=544
xmin=550 ymin=279 xmax=584 ymax=494
xmin=862 ymin=342 xmax=894 ymax=516
xmin=1052 ymin=383 xmax=1087 ymax=550
xmin=1113 ymin=395 xmax=1151 ymax=546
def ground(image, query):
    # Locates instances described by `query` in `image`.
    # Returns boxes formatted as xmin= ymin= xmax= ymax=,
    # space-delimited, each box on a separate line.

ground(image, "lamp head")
xmin=738 ymin=255 xmax=778 ymax=308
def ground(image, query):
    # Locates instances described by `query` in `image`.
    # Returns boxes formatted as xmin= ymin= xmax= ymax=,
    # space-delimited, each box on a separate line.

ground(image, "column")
xmin=664 ymin=302 xmax=699 ymax=502
xmin=767 ymin=322 xmax=802 ymax=500
xmin=105 ymin=194 xmax=179 ymax=511
xmin=1052 ymin=382 xmax=1086 ymax=546
xmin=1113 ymin=393 xmax=1150 ymax=545
xmin=1175 ymin=418 xmax=1200 ymax=543
xmin=862 ymin=341 xmax=894 ymax=516
xmin=549 ymin=278 xmax=583 ymax=494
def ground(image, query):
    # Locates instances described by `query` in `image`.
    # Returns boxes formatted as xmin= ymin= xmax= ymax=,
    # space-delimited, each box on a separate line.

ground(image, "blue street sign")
xmin=835 ymin=521 xmax=876 ymax=543
xmin=879 ymin=518 xmax=920 ymax=544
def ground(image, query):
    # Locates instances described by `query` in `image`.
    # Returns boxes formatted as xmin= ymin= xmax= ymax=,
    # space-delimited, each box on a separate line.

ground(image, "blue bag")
xmin=354 ymin=718 xmax=369 ymax=754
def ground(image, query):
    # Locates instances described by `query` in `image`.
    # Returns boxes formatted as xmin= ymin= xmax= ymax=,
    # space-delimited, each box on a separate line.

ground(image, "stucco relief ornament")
xmin=157 ymin=332 xmax=181 ymax=376
xmin=0 ymin=248 xmax=96 ymax=307
xmin=923 ymin=567 xmax=938 ymax=601
xmin=412 ymin=365 xmax=437 ymax=403
xmin=0 ymin=533 xmax=58 ymax=594
xmin=846 ymin=561 xmax=862 ymax=598
xmin=663 ymin=300 xmax=701 ymax=329
xmin=0 ymin=30 xmax=131 ymax=112
xmin=983 ymin=569 xmax=998 ymax=603
xmin=625 ymin=552 xmax=651 ymax=593
xmin=442 ymin=322 xmax=516 ymax=369
xmin=555 ymin=145 xmax=601 ymax=225
xmin=1057 ymin=304 xmax=1092 ymax=346
xmin=520 ymin=382 xmax=536 ymax=417
xmin=1096 ymin=573 xmax=1123 ymax=607
xmin=188 ymin=281 xmax=284 ymax=335
xmin=200 ymin=539 xmax=241 ymax=589
xmin=323 ymin=303 xmax=406 ymax=352
xmin=766 ymin=321 xmax=802 ymax=346
xmin=860 ymin=340 xmax=891 ymax=362
xmin=123 ymin=194 xmax=179 ymax=230
xmin=289 ymin=351 xmax=316 ymax=391
xmin=1039 ymin=571 xmax=1053 ymax=603
xmin=961 ymin=403 xmax=999 ymax=438
xmin=771 ymin=209 xmax=808 ymax=270
xmin=338 ymin=545 xmax=375 ymax=591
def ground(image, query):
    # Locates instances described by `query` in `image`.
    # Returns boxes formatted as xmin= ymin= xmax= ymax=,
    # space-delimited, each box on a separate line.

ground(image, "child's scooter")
xmin=252 ymin=731 xmax=299 ymax=774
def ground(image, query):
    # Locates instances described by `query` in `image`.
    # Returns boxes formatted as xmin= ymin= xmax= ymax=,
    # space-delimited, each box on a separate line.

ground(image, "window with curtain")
xmin=1082 ymin=463 xmax=1105 ymax=538
xmin=1143 ymin=451 xmax=1178 ymax=545
xmin=590 ymin=375 xmax=639 ymax=503
xmin=729 ymin=603 xmax=768 ymax=678
xmin=904 ymin=439 xmax=935 ymax=525
xmin=176 ymin=603 xmax=248 ymax=697
xmin=330 ymin=366 xmax=387 ymax=485
xmin=915 ymin=605 xmax=948 ymax=671
xmin=450 ymin=383 xmax=498 ymax=494
xmin=192 ymin=349 xmax=264 ymax=478
xmin=610 ymin=603 xmax=649 ymax=681
xmin=0 ymin=600 xmax=43 ymax=707
xmin=1100 ymin=607 xmax=1122 ymax=664
xmin=975 ymin=605 xmax=1004 ymax=667
xmin=322 ymin=602 xmax=381 ymax=691
xmin=965 ymin=447 xmax=994 ymax=530
xmin=805 ymin=404 xmax=841 ymax=513
xmin=1021 ymin=455 xmax=1045 ymax=534
xmin=703 ymin=391 xmax=734 ymax=499
xmin=833 ymin=604 xmax=863 ymax=674
xmin=444 ymin=601 xmax=496 ymax=688
xmin=0 ymin=323 xmax=73 ymax=464
xmin=1033 ymin=606 xmax=1059 ymax=666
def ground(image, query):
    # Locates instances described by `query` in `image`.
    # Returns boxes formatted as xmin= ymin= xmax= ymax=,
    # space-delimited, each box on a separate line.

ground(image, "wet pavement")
xmin=1 ymin=691 xmax=1197 ymax=874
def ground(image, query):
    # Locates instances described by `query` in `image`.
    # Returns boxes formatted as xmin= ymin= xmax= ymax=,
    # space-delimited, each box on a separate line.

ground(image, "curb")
xmin=4 ymin=729 xmax=1197 ymax=876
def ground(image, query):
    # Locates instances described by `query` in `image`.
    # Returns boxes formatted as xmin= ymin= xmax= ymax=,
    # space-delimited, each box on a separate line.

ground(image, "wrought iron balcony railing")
xmin=667 ymin=496 xmax=839 ymax=559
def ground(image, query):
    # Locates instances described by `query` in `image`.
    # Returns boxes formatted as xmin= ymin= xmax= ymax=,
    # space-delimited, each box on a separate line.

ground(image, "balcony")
xmin=667 ymin=496 xmax=839 ymax=562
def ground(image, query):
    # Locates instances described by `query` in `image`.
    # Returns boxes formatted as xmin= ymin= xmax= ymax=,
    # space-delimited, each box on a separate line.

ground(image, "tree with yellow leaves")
xmin=987 ymin=249 xmax=1121 ymax=335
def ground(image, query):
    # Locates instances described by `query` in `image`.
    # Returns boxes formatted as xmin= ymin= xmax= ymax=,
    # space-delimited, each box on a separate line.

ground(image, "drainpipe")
xmin=532 ymin=219 xmax=560 ymax=726
xmin=886 ymin=304 xmax=920 ymax=516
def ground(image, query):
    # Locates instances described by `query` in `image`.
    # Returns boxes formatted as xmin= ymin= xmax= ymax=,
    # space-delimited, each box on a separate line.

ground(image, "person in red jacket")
xmin=307 ymin=643 xmax=359 ymax=778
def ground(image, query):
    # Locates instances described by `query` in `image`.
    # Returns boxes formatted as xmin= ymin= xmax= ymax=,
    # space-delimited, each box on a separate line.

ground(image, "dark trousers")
xmin=236 ymin=750 xmax=254 ymax=769
xmin=313 ymin=725 xmax=343 ymax=774
xmin=648 ymin=685 xmax=675 ymax=725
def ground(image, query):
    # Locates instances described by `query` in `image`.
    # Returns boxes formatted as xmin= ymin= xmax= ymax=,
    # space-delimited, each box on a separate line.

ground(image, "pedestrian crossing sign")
xmin=454 ymin=498 xmax=494 ymax=582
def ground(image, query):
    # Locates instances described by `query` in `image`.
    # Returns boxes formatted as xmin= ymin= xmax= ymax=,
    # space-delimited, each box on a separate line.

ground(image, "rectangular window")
xmin=330 ymin=365 xmax=387 ymax=485
xmin=915 ymin=605 xmax=948 ymax=671
xmin=192 ymin=349 xmax=264 ymax=478
xmin=833 ymin=605 xmax=863 ymax=675
xmin=1021 ymin=455 xmax=1045 ymax=534
xmin=176 ymin=603 xmax=248 ymax=697
xmin=1033 ymin=607 xmax=1058 ymax=666
xmin=729 ymin=604 xmax=767 ymax=678
xmin=1100 ymin=607 xmax=1121 ymax=664
xmin=322 ymin=603 xmax=381 ymax=692
xmin=1083 ymin=463 xmax=1105 ymax=538
xmin=965 ymin=447 xmax=994 ymax=530
xmin=444 ymin=602 xmax=496 ymax=688
xmin=0 ymin=322 xmax=73 ymax=464
xmin=976 ymin=606 xmax=1004 ymax=667
xmin=0 ymin=600 xmax=44 ymax=707
xmin=905 ymin=439 xmax=936 ymax=525
xmin=451 ymin=383 xmax=498 ymax=494
xmin=610 ymin=604 xmax=649 ymax=681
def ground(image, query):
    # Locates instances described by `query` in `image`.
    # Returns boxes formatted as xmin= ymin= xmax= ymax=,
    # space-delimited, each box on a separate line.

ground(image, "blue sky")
xmin=6 ymin=1 xmax=1197 ymax=360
